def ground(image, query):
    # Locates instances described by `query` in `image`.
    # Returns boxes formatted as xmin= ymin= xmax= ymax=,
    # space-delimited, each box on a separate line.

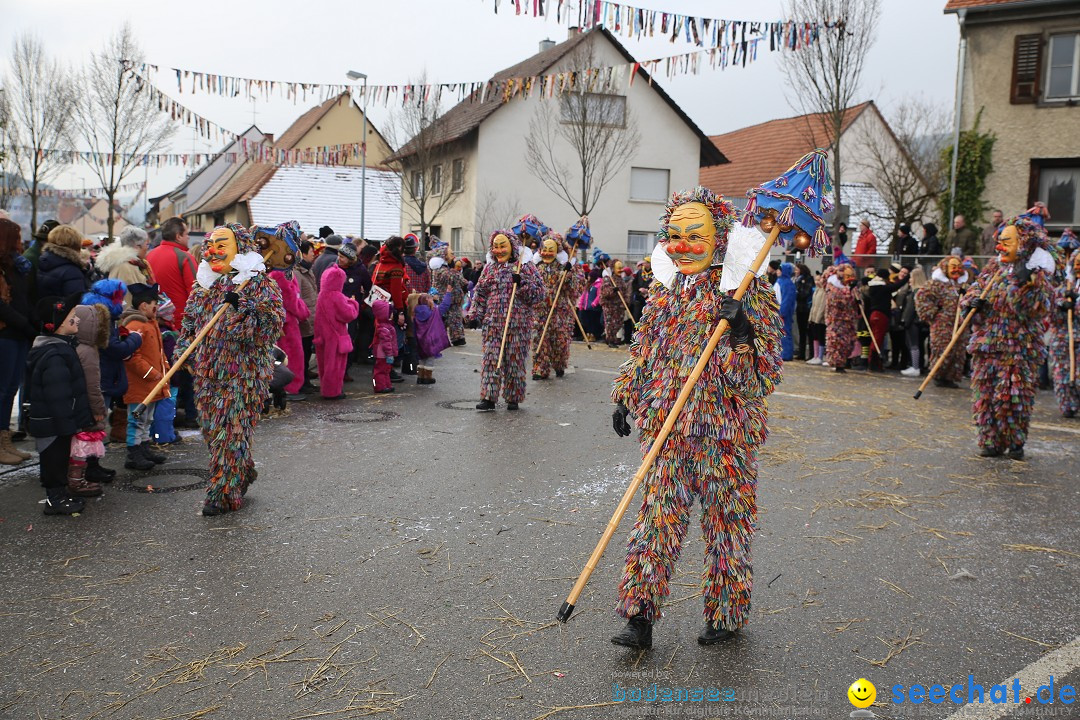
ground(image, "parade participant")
xmin=962 ymin=214 xmax=1054 ymax=459
xmin=269 ymin=269 xmax=310 ymax=396
xmin=314 ymin=265 xmax=359 ymax=401
xmin=371 ymin=299 xmax=398 ymax=394
xmin=609 ymin=187 xmax=784 ymax=649
xmin=532 ymin=234 xmax=583 ymax=380
xmin=1049 ymin=249 xmax=1080 ymax=417
xmin=824 ymin=263 xmax=859 ymax=373
xmin=600 ymin=258 xmax=630 ymax=347
xmin=177 ymin=224 xmax=284 ymax=515
xmin=915 ymin=257 xmax=970 ymax=388
xmin=466 ymin=229 xmax=545 ymax=411
xmin=428 ymin=239 xmax=467 ymax=346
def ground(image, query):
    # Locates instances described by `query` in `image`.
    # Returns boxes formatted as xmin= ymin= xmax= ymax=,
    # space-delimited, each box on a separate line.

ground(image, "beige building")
xmin=947 ymin=0 xmax=1080 ymax=233
xmin=393 ymin=28 xmax=725 ymax=261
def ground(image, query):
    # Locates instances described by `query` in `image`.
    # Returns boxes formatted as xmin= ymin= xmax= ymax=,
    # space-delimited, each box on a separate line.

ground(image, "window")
xmin=1046 ymin=33 xmax=1080 ymax=100
xmin=627 ymin=231 xmax=655 ymax=259
xmin=452 ymin=158 xmax=464 ymax=192
xmin=561 ymin=92 xmax=626 ymax=127
xmin=411 ymin=171 xmax=424 ymax=198
xmin=1011 ymin=34 xmax=1042 ymax=104
xmin=1031 ymin=159 xmax=1080 ymax=226
xmin=431 ymin=164 xmax=443 ymax=196
xmin=451 ymin=227 xmax=463 ymax=254
xmin=629 ymin=168 xmax=670 ymax=202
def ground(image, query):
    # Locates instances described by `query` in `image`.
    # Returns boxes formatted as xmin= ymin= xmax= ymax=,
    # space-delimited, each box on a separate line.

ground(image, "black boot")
xmin=697 ymin=624 xmax=738 ymax=645
xmin=1007 ymin=445 xmax=1025 ymax=461
xmin=611 ymin=616 xmax=652 ymax=650
xmin=475 ymin=399 xmax=496 ymax=412
xmin=43 ymin=488 xmax=85 ymax=515
xmin=978 ymin=447 xmax=1002 ymax=458
xmin=451 ymin=338 xmax=466 ymax=346
xmin=85 ymin=457 xmax=116 ymax=483
xmin=555 ymin=369 xmax=565 ymax=377
xmin=141 ymin=442 xmax=166 ymax=464
xmin=125 ymin=445 xmax=154 ymax=471
xmin=390 ymin=370 xmax=404 ymax=383
xmin=506 ymin=402 xmax=519 ymax=411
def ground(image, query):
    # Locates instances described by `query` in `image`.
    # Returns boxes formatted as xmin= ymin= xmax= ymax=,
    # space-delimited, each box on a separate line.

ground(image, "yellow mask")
xmin=539 ymin=238 xmax=558 ymax=264
xmin=492 ymin=234 xmax=512 ymax=263
xmin=613 ymin=261 xmax=625 ymax=275
xmin=995 ymin=225 xmax=1020 ymax=264
xmin=206 ymin=228 xmax=239 ymax=274
xmin=946 ymin=257 xmax=963 ymax=280
xmin=663 ymin=202 xmax=716 ymax=275
xmin=1073 ymin=254 xmax=1080 ymax=276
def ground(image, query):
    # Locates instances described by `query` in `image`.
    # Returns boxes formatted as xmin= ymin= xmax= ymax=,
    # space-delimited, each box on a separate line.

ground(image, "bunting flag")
xmin=6 ymin=141 xmax=363 ymax=170
xmin=4 ymin=180 xmax=147 ymax=199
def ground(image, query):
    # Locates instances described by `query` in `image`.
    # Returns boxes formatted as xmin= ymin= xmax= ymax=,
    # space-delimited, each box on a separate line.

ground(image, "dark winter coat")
xmin=24 ymin=334 xmax=94 ymax=438
xmin=100 ymin=321 xmax=142 ymax=398
xmin=36 ymin=246 xmax=89 ymax=299
xmin=0 ymin=256 xmax=37 ymax=341
xmin=312 ymin=247 xmax=339 ymax=286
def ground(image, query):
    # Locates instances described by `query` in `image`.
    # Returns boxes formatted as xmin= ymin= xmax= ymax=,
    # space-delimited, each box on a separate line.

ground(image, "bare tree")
xmin=72 ymin=23 xmax=175 ymax=239
xmin=474 ymin=188 xmax=522 ymax=248
xmin=525 ymin=39 xmax=641 ymax=218
xmin=779 ymin=0 xmax=882 ymax=215
xmin=3 ymin=34 xmax=75 ymax=229
xmin=385 ymin=73 xmax=465 ymax=241
xmin=853 ymin=98 xmax=950 ymax=251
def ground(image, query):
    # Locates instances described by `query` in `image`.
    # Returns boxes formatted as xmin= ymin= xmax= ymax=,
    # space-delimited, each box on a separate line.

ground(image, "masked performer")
xmin=823 ymin=263 xmax=859 ymax=373
xmin=601 ymin=259 xmax=632 ymax=347
xmin=177 ymin=224 xmax=284 ymax=515
xmin=962 ymin=215 xmax=1054 ymax=460
xmin=428 ymin=239 xmax=467 ymax=347
xmin=609 ymin=187 xmax=783 ymax=649
xmin=532 ymin=234 xmax=584 ymax=380
xmin=465 ymin=230 xmax=545 ymax=411
xmin=1049 ymin=249 xmax=1080 ymax=417
xmin=915 ymin=256 xmax=970 ymax=389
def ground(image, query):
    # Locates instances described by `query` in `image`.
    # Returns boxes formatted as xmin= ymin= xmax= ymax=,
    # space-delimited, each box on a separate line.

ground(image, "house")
xmin=181 ymin=93 xmax=394 ymax=232
xmin=945 ymin=0 xmax=1080 ymax=233
xmin=700 ymin=102 xmax=933 ymax=253
xmin=393 ymin=27 xmax=726 ymax=261
xmin=72 ymin=198 xmax=129 ymax=238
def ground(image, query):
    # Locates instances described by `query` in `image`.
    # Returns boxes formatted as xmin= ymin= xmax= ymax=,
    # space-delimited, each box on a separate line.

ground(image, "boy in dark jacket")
xmin=24 ymin=294 xmax=95 ymax=515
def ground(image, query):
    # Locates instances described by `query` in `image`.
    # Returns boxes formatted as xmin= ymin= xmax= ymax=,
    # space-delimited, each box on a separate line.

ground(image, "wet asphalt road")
xmin=0 ymin=329 xmax=1077 ymax=720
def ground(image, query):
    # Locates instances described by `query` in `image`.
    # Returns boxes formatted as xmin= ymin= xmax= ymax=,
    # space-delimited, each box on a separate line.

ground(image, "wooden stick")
xmin=915 ymin=271 xmax=999 ymax=399
xmin=608 ymin=274 xmax=636 ymax=325
xmin=568 ymin=299 xmax=593 ymax=350
xmin=952 ymin=289 xmax=964 ymax=335
xmin=856 ymin=296 xmax=882 ymax=356
xmin=496 ymin=260 xmax=523 ymax=371
xmin=557 ymin=224 xmax=779 ymax=623
xmin=1069 ymin=307 xmax=1075 ymax=384
xmin=536 ymin=244 xmax=578 ymax=351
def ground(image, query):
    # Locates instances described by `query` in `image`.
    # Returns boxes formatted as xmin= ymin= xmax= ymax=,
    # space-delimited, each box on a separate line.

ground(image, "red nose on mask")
xmin=669 ymin=239 xmax=690 ymax=254
xmin=995 ymin=243 xmax=1006 ymax=254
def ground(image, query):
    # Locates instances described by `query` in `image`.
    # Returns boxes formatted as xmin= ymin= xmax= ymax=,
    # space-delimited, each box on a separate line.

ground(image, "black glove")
xmin=1013 ymin=264 xmax=1032 ymax=286
xmin=224 ymin=291 xmax=240 ymax=310
xmin=1058 ymin=301 xmax=1074 ymax=313
xmin=719 ymin=296 xmax=753 ymax=349
xmin=1066 ymin=289 xmax=1079 ymax=303
xmin=563 ymin=262 xmax=573 ymax=272
xmin=511 ymin=272 xmax=521 ymax=286
xmin=612 ymin=403 xmax=632 ymax=437
xmin=969 ymin=297 xmax=988 ymax=314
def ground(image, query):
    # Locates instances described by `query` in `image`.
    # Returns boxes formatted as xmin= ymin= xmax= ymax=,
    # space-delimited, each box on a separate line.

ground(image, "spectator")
xmin=22 ymin=219 xmax=60 ymax=302
xmin=894 ymin=224 xmax=919 ymax=256
xmin=69 ymin=304 xmax=111 ymax=497
xmin=832 ymin=222 xmax=848 ymax=261
xmin=312 ymin=234 xmax=342 ymax=285
xmin=888 ymin=264 xmax=913 ymax=370
xmin=269 ymin=269 xmax=309 ymax=397
xmin=901 ymin=265 xmax=929 ymax=377
xmin=120 ymin=283 xmax=169 ymax=472
xmin=980 ymin=209 xmax=1003 ymax=256
xmin=294 ymin=240 xmax=319 ymax=391
xmin=37 ymin=225 xmax=90 ymax=299
xmin=864 ymin=264 xmax=909 ymax=372
xmin=314 ymin=265 xmax=359 ymax=401
xmin=373 ymin=236 xmax=409 ymax=380
xmin=96 ymin=226 xmax=155 ymax=301
xmin=794 ymin=263 xmax=814 ymax=360
xmin=371 ymin=299 xmax=397 ymax=394
xmin=146 ymin=217 xmax=196 ymax=328
xmin=776 ymin=262 xmax=796 ymax=361
xmin=0 ymin=218 xmax=36 ymax=464
xmin=920 ymin=223 xmax=941 ymax=255
xmin=806 ymin=270 xmax=827 ymax=365
xmin=854 ymin=220 xmax=877 ymax=268
xmin=80 ymin=279 xmax=143 ymax=446
xmin=947 ymin=215 xmax=978 ymax=256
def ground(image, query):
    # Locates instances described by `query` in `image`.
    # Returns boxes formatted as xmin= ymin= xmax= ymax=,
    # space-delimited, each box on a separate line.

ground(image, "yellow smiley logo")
xmin=848 ymin=678 xmax=876 ymax=708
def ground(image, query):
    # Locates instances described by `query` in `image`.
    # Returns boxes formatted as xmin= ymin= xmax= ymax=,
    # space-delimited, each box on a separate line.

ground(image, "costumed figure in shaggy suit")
xmin=177 ymin=224 xmax=284 ymax=515
xmin=961 ymin=214 xmax=1054 ymax=460
xmin=531 ymin=233 xmax=584 ymax=380
xmin=600 ymin=255 xmax=631 ymax=347
xmin=465 ymin=229 xmax=545 ymax=411
xmin=1048 ymin=249 xmax=1080 ymax=417
xmin=428 ymin=239 xmax=467 ymax=346
xmin=823 ymin=262 xmax=858 ymax=372
xmin=915 ymin=256 xmax=971 ymax=388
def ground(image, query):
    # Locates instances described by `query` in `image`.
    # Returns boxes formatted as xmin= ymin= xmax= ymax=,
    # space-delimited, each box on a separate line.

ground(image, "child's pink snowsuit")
xmin=270 ymin=270 xmax=310 ymax=394
xmin=371 ymin=299 xmax=397 ymax=392
xmin=314 ymin=265 xmax=359 ymax=398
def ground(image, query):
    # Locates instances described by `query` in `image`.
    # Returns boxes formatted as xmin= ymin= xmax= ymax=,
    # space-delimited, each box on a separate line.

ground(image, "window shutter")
xmin=1011 ymin=34 xmax=1043 ymax=104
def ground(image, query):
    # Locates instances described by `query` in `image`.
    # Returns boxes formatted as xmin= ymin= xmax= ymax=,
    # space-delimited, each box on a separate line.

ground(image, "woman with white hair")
xmin=94 ymin=227 xmax=155 ymax=297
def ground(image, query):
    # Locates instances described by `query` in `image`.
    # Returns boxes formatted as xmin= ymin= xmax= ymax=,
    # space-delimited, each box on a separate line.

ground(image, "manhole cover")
xmin=118 ymin=467 xmax=211 ymax=494
xmin=437 ymin=399 xmax=484 ymax=411
xmin=326 ymin=410 xmax=399 ymax=423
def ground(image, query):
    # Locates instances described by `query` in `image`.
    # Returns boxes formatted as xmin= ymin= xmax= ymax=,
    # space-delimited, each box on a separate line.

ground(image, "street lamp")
xmin=346 ymin=70 xmax=368 ymax=240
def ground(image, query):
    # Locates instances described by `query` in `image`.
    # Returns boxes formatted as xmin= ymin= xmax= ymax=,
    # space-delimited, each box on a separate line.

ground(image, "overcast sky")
xmin=1 ymin=0 xmax=960 ymax=203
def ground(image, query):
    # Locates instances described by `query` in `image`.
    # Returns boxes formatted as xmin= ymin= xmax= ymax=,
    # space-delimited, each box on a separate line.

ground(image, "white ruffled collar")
xmin=428 ymin=256 xmax=446 ymax=270
xmin=931 ymin=267 xmax=969 ymax=285
xmin=195 ymin=250 xmax=266 ymax=290
xmin=650 ymin=224 xmax=767 ymax=292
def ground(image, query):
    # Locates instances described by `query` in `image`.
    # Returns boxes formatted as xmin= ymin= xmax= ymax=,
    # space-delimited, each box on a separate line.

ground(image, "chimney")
xmin=539 ymin=38 xmax=556 ymax=53
xmin=263 ymin=133 xmax=274 ymax=144
xmin=567 ymin=26 xmax=580 ymax=39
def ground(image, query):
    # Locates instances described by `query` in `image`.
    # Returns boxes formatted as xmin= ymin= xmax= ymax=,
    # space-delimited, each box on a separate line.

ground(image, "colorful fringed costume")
xmin=823 ymin=264 xmax=858 ymax=368
xmin=914 ymin=259 xmax=971 ymax=384
xmin=532 ymin=255 xmax=584 ymax=378
xmin=1048 ymin=252 xmax=1080 ymax=416
xmin=601 ymin=272 xmax=631 ymax=345
xmin=465 ymin=230 xmax=545 ymax=405
xmin=961 ymin=216 xmax=1054 ymax=454
xmin=612 ymin=189 xmax=783 ymax=631
xmin=177 ymin=224 xmax=284 ymax=514
xmin=428 ymin=242 xmax=467 ymax=344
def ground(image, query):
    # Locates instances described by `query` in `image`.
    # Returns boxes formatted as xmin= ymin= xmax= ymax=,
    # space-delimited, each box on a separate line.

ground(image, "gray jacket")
xmin=312 ymin=248 xmax=339 ymax=287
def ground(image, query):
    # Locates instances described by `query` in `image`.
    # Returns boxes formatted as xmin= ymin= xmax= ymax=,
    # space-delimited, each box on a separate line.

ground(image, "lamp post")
xmin=346 ymin=70 xmax=368 ymax=240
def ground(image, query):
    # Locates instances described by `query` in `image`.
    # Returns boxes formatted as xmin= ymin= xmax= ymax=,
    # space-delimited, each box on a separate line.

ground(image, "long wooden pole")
xmin=914 ymin=271 xmax=999 ymax=400
xmin=568 ymin=299 xmax=593 ymax=349
xmin=496 ymin=259 xmax=523 ymax=371
xmin=557 ymin=224 xmax=779 ymax=623
xmin=608 ymin=274 xmax=636 ymax=325
xmin=1069 ymin=308 xmax=1075 ymax=384
xmin=856 ymin=296 xmax=882 ymax=357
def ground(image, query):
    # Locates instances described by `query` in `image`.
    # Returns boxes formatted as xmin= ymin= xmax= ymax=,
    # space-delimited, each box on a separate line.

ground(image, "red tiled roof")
xmin=944 ymin=0 xmax=1042 ymax=11
xmin=698 ymin=103 xmax=872 ymax=199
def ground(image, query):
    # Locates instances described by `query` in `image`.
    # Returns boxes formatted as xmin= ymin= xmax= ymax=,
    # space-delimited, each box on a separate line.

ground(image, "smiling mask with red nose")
xmin=662 ymin=202 xmax=716 ymax=275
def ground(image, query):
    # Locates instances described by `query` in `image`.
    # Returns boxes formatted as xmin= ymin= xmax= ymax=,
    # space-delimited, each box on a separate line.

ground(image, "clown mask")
xmin=206 ymin=227 xmax=239 ymax=274
xmin=841 ymin=266 xmax=856 ymax=286
xmin=996 ymin=225 xmax=1020 ymax=264
xmin=539 ymin=238 xmax=558 ymax=264
xmin=664 ymin=202 xmax=717 ymax=275
xmin=492 ymin=234 xmax=513 ymax=263
xmin=946 ymin=257 xmax=963 ymax=281
xmin=613 ymin=260 xmax=625 ymax=275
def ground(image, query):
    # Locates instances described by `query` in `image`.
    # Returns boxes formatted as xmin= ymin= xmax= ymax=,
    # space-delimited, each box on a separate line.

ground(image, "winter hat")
xmin=898 ymin=223 xmax=911 ymax=235
xmin=82 ymin=278 xmax=127 ymax=319
xmin=129 ymin=282 xmax=162 ymax=307
xmin=338 ymin=243 xmax=358 ymax=262
xmin=403 ymin=233 xmax=419 ymax=253
xmin=33 ymin=219 xmax=61 ymax=244
xmin=324 ymin=234 xmax=343 ymax=247
xmin=889 ymin=262 xmax=902 ymax=274
xmin=36 ymin=293 xmax=82 ymax=334
xmin=319 ymin=226 xmax=335 ymax=239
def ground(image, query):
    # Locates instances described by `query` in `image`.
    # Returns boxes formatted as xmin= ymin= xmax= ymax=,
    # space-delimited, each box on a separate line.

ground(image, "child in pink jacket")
xmin=270 ymin=270 xmax=310 ymax=395
xmin=314 ymin=265 xmax=359 ymax=400
xmin=371 ymin=299 xmax=397 ymax=393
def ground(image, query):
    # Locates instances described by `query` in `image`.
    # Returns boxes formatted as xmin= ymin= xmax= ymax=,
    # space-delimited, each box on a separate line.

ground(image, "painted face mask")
xmin=663 ymin=202 xmax=717 ymax=275
xmin=613 ymin=260 xmax=625 ymax=275
xmin=492 ymin=234 xmax=513 ymax=263
xmin=841 ymin=267 xmax=856 ymax=285
xmin=1073 ymin=254 xmax=1080 ymax=277
xmin=205 ymin=227 xmax=239 ymax=274
xmin=539 ymin=238 xmax=558 ymax=264
xmin=946 ymin=257 xmax=963 ymax=280
xmin=996 ymin=225 xmax=1020 ymax=264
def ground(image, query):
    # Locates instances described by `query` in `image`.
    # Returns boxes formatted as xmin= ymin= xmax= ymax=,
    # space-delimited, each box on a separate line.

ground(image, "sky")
xmin=1 ymin=0 xmax=960 ymax=208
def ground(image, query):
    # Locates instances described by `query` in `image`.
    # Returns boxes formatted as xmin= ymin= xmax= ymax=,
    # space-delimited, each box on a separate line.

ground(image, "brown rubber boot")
xmin=0 ymin=430 xmax=31 ymax=461
xmin=67 ymin=463 xmax=103 ymax=498
xmin=109 ymin=405 xmax=127 ymax=444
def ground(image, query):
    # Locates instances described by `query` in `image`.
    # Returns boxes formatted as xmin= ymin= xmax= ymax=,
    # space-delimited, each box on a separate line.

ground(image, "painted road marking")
xmin=582 ymin=368 xmax=618 ymax=376
xmin=1031 ymin=422 xmax=1080 ymax=436
xmin=942 ymin=636 xmax=1080 ymax=719
xmin=774 ymin=391 xmax=856 ymax=405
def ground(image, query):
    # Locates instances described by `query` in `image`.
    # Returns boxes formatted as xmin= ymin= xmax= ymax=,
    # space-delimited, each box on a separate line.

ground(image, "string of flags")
xmin=3 ymin=180 xmax=146 ymax=199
